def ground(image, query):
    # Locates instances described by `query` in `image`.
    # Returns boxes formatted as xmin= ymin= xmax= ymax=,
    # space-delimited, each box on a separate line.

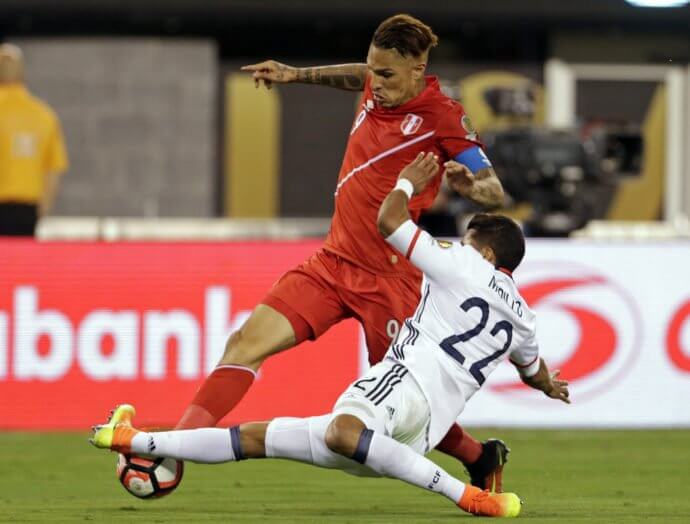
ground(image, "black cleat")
xmin=466 ymin=439 xmax=510 ymax=492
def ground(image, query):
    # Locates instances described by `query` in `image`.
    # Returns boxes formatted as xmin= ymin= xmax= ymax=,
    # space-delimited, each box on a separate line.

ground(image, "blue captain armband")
xmin=454 ymin=146 xmax=493 ymax=174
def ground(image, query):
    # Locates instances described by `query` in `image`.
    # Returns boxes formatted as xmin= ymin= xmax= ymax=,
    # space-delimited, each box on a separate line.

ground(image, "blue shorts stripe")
xmin=365 ymin=364 xmax=402 ymax=400
xmin=367 ymin=366 xmax=404 ymax=402
xmin=415 ymin=283 xmax=430 ymax=322
xmin=370 ymin=368 xmax=409 ymax=405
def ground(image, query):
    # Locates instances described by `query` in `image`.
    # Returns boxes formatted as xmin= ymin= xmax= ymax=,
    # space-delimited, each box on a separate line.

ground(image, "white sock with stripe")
xmin=129 ymin=427 xmax=240 ymax=463
xmin=357 ymin=430 xmax=466 ymax=503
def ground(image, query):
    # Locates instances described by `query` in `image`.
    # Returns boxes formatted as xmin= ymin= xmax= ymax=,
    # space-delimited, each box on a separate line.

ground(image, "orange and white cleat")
xmin=89 ymin=404 xmax=140 ymax=454
xmin=458 ymin=485 xmax=522 ymax=518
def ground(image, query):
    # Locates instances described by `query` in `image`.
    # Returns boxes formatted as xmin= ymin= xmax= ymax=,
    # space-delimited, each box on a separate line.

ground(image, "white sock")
xmin=130 ymin=428 xmax=239 ymax=464
xmin=362 ymin=431 xmax=466 ymax=503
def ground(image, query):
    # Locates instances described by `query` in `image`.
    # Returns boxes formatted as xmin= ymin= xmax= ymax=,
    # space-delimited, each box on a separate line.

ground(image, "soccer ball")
xmin=116 ymin=453 xmax=184 ymax=499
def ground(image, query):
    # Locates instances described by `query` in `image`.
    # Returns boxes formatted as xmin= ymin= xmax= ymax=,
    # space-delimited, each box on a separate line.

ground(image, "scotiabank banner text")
xmin=1 ymin=240 xmax=689 ymax=429
xmin=0 ymin=241 xmax=359 ymax=430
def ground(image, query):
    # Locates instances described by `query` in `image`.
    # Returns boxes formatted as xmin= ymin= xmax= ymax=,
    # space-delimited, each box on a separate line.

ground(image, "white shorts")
xmin=332 ymin=358 xmax=431 ymax=455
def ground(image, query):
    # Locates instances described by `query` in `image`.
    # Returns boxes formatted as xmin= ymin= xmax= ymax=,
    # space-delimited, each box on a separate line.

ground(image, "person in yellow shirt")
xmin=0 ymin=43 xmax=68 ymax=236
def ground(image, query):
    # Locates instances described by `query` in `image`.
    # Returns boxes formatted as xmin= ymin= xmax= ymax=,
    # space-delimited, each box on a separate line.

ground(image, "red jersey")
xmin=324 ymin=75 xmax=482 ymax=276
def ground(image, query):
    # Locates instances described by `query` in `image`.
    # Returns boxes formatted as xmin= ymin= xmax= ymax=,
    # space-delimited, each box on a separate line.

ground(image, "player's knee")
xmin=324 ymin=415 xmax=364 ymax=458
xmin=220 ymin=328 xmax=264 ymax=368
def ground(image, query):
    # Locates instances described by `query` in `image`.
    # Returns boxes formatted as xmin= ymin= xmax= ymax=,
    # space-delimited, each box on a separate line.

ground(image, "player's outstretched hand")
xmin=545 ymin=370 xmax=571 ymax=404
xmin=399 ymin=152 xmax=440 ymax=194
xmin=443 ymin=160 xmax=475 ymax=196
xmin=241 ymin=60 xmax=297 ymax=89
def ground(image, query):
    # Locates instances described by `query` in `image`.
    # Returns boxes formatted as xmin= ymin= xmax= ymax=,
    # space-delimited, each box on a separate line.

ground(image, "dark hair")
xmin=467 ymin=213 xmax=526 ymax=272
xmin=372 ymin=14 xmax=439 ymax=58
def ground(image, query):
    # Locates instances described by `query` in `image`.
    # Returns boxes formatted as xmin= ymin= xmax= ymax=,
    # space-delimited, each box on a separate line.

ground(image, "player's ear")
xmin=479 ymin=245 xmax=497 ymax=266
xmin=411 ymin=61 xmax=426 ymax=80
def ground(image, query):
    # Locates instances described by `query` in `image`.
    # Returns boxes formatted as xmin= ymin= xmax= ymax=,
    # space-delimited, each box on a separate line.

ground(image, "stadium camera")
xmin=484 ymin=128 xmax=604 ymax=237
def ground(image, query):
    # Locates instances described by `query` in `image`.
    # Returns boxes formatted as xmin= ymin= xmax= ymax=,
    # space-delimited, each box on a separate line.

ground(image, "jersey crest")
xmin=461 ymin=114 xmax=478 ymax=141
xmin=401 ymin=113 xmax=424 ymax=136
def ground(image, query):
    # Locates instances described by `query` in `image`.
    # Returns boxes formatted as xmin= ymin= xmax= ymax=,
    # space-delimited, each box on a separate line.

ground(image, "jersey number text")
xmin=439 ymin=297 xmax=513 ymax=385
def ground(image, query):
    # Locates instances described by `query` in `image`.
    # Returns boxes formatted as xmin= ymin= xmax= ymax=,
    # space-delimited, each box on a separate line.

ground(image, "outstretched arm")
xmin=241 ymin=60 xmax=367 ymax=91
xmin=519 ymin=358 xmax=571 ymax=404
xmin=377 ymin=153 xmax=469 ymax=283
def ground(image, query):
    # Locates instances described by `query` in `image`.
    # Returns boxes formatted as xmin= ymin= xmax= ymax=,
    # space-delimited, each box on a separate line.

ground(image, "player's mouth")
xmin=373 ymin=93 xmax=387 ymax=105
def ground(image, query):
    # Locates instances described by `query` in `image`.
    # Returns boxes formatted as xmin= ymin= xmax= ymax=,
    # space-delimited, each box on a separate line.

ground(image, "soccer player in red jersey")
xmin=176 ymin=14 xmax=508 ymax=489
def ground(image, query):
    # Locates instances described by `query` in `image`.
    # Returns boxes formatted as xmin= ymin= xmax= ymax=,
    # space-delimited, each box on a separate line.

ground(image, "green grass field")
xmin=1 ymin=429 xmax=688 ymax=523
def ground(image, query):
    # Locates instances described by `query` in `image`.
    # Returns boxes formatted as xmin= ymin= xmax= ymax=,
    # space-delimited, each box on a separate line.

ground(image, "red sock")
xmin=437 ymin=423 xmax=483 ymax=465
xmin=175 ymin=366 xmax=255 ymax=429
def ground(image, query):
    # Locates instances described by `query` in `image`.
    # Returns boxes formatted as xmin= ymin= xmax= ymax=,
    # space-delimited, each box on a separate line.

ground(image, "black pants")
xmin=0 ymin=203 xmax=39 ymax=236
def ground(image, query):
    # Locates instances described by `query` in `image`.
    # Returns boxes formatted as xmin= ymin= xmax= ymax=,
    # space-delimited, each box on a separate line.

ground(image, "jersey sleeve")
xmin=509 ymin=332 xmax=540 ymax=377
xmin=385 ymin=220 xmax=472 ymax=282
xmin=436 ymin=102 xmax=484 ymax=160
xmin=44 ymin=113 xmax=68 ymax=174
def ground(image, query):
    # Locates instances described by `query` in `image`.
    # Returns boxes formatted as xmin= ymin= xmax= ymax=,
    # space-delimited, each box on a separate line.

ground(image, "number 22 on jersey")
xmin=439 ymin=296 xmax=513 ymax=385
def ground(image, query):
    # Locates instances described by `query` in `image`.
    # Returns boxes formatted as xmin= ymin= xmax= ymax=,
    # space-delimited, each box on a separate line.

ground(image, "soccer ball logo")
xmin=117 ymin=453 xmax=184 ymax=499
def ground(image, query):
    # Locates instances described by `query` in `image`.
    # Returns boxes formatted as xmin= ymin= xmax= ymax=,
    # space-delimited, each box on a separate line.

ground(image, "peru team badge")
xmin=400 ymin=113 xmax=423 ymax=136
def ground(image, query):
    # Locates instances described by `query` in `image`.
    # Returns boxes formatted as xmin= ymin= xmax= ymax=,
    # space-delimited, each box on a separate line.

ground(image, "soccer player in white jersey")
xmin=91 ymin=153 xmax=570 ymax=518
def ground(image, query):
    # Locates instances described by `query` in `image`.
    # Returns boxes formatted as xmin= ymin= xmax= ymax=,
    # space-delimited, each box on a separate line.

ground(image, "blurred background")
xmin=1 ymin=0 xmax=689 ymax=431
xmin=1 ymin=0 xmax=689 ymax=237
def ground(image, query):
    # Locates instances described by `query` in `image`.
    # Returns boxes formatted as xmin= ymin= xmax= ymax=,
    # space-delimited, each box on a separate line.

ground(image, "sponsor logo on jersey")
xmin=400 ymin=113 xmax=423 ymax=136
xmin=461 ymin=114 xmax=478 ymax=141
xmin=489 ymin=262 xmax=641 ymax=402
xmin=437 ymin=240 xmax=453 ymax=249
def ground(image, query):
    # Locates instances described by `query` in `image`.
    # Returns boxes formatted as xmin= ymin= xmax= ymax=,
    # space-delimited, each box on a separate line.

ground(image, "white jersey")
xmin=384 ymin=220 xmax=540 ymax=448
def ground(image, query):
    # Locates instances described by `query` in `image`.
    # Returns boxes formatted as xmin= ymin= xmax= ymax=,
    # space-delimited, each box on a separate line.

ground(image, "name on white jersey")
xmin=488 ymin=275 xmax=524 ymax=318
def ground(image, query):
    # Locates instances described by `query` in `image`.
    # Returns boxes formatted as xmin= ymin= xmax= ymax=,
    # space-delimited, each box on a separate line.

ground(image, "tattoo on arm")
xmin=468 ymin=168 xmax=504 ymax=208
xmin=296 ymin=64 xmax=367 ymax=91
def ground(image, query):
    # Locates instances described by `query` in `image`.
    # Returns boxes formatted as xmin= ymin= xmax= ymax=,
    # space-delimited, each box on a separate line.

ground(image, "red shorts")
xmin=262 ymin=249 xmax=422 ymax=365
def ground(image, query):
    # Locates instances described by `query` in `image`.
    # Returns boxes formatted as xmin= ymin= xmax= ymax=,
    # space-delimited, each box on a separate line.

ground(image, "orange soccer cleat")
xmin=89 ymin=404 xmax=140 ymax=454
xmin=458 ymin=485 xmax=522 ymax=518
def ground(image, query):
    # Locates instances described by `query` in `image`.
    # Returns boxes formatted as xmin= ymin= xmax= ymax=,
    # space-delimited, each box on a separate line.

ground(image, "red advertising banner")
xmin=0 ymin=241 xmax=361 ymax=430
xmin=4 ymin=239 xmax=689 ymax=429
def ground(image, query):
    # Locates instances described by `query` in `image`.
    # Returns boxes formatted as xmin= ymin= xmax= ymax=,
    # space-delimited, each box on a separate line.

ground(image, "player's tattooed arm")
xmin=520 ymin=359 xmax=571 ymax=404
xmin=445 ymin=163 xmax=505 ymax=209
xmin=241 ymin=61 xmax=367 ymax=91
xmin=295 ymin=64 xmax=368 ymax=91
xmin=241 ymin=60 xmax=298 ymax=89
